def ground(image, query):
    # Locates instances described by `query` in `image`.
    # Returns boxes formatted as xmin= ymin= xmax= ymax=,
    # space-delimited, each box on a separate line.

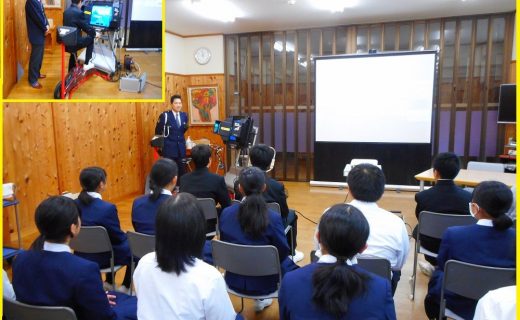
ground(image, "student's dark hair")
xmin=78 ymin=167 xmax=107 ymax=205
xmin=155 ymin=193 xmax=206 ymax=275
xmin=30 ymin=196 xmax=80 ymax=250
xmin=170 ymin=94 xmax=182 ymax=104
xmin=249 ymin=144 xmax=274 ymax=171
xmin=238 ymin=166 xmax=269 ymax=238
xmin=191 ymin=144 xmax=212 ymax=169
xmin=472 ymin=181 xmax=513 ymax=230
xmin=347 ymin=163 xmax=385 ymax=202
xmin=71 ymin=0 xmax=81 ymax=4
xmin=312 ymin=204 xmax=370 ymax=317
xmin=433 ymin=152 xmax=461 ymax=179
xmin=149 ymin=159 xmax=178 ymax=201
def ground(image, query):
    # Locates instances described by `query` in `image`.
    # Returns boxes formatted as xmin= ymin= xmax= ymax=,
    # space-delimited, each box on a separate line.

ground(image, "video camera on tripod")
xmin=213 ymin=116 xmax=257 ymax=149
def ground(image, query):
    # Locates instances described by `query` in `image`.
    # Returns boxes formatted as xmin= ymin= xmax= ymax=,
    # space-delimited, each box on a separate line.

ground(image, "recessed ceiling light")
xmin=310 ymin=0 xmax=358 ymax=13
xmin=288 ymin=0 xmax=297 ymax=4
xmin=185 ymin=0 xmax=244 ymax=23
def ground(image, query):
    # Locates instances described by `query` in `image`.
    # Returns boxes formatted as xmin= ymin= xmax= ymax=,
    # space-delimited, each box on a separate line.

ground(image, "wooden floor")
xmin=7 ymin=182 xmax=430 ymax=320
xmin=6 ymin=45 xmax=162 ymax=100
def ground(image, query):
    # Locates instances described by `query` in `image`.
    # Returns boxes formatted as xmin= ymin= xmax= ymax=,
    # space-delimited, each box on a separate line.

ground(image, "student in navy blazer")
xmin=75 ymin=167 xmax=132 ymax=292
xmin=219 ymin=167 xmax=298 ymax=312
xmin=12 ymin=196 xmax=136 ymax=320
xmin=25 ymin=0 xmax=50 ymax=88
xmin=279 ymin=204 xmax=396 ymax=320
xmin=156 ymin=94 xmax=189 ymax=181
xmin=132 ymin=158 xmax=178 ymax=234
xmin=424 ymin=181 xmax=516 ymax=320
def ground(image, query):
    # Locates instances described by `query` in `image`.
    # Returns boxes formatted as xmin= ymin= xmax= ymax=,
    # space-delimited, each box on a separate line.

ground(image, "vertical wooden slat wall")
xmin=225 ymin=12 xmax=514 ymax=182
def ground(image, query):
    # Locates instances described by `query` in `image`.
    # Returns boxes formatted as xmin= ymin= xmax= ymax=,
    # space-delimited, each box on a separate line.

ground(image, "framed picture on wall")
xmin=187 ymin=86 xmax=219 ymax=126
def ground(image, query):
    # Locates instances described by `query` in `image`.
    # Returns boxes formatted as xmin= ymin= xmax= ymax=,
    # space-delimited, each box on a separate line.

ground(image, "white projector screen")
xmin=315 ymin=52 xmax=436 ymax=143
xmin=131 ymin=0 xmax=162 ymax=21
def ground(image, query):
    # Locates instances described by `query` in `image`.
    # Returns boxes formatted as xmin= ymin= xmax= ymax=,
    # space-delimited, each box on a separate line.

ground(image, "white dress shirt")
xmin=349 ymin=199 xmax=410 ymax=271
xmin=133 ymin=252 xmax=237 ymax=320
xmin=473 ymin=286 xmax=516 ymax=320
xmin=86 ymin=191 xmax=102 ymax=199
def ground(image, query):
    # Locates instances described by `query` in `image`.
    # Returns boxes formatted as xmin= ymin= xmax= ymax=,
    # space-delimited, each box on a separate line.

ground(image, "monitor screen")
xmin=497 ymin=84 xmax=516 ymax=123
xmin=90 ymin=5 xmax=113 ymax=28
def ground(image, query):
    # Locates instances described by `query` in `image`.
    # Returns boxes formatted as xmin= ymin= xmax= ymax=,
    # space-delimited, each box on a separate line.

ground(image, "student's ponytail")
xmin=312 ymin=259 xmax=368 ymax=317
xmin=237 ymin=167 xmax=269 ymax=238
xmin=492 ymin=214 xmax=513 ymax=230
xmin=78 ymin=167 xmax=107 ymax=205
xmin=311 ymin=204 xmax=371 ymax=317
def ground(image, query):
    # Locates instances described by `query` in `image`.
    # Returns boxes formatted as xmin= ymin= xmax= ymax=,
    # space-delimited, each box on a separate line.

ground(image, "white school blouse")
xmin=133 ymin=252 xmax=237 ymax=320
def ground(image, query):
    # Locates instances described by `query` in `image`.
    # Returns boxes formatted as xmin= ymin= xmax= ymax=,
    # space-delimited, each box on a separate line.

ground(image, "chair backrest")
xmin=467 ymin=161 xmax=504 ymax=172
xmin=69 ymin=226 xmax=112 ymax=254
xmin=127 ymin=231 xmax=155 ymax=259
xmin=197 ymin=198 xmax=218 ymax=220
xmin=211 ymin=240 xmax=281 ymax=282
xmin=418 ymin=211 xmax=476 ymax=239
xmin=266 ymin=202 xmax=281 ymax=213
xmin=442 ymin=260 xmax=516 ymax=300
xmin=3 ymin=298 xmax=77 ymax=320
xmin=357 ymin=257 xmax=392 ymax=280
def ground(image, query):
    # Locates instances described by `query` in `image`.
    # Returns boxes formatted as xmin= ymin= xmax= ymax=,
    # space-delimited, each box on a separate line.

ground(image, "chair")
xmin=310 ymin=251 xmax=391 ymax=280
xmin=467 ymin=161 xmax=504 ymax=172
xmin=3 ymin=298 xmax=77 ymax=320
xmin=126 ymin=231 xmax=155 ymax=294
xmin=439 ymin=260 xmax=516 ymax=320
xmin=211 ymin=240 xmax=281 ymax=313
xmin=343 ymin=159 xmax=382 ymax=181
xmin=3 ymin=183 xmax=22 ymax=260
xmin=357 ymin=257 xmax=392 ymax=280
xmin=197 ymin=198 xmax=219 ymax=237
xmin=69 ymin=226 xmax=124 ymax=290
xmin=410 ymin=211 xmax=476 ymax=300
xmin=266 ymin=202 xmax=295 ymax=260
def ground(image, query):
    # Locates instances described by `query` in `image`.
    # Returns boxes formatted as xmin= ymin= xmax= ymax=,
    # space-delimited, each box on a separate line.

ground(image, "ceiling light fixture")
xmin=311 ymin=0 xmax=358 ymax=13
xmin=288 ymin=0 xmax=297 ymax=5
xmin=185 ymin=0 xmax=243 ymax=23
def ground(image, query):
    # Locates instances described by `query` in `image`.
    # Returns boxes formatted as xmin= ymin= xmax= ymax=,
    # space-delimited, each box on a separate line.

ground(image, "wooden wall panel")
xmin=51 ymin=103 xmax=142 ymax=201
xmin=13 ymin=0 xmax=31 ymax=73
xmin=136 ymin=102 xmax=165 ymax=186
xmin=3 ymin=103 xmax=60 ymax=241
xmin=3 ymin=0 xmax=17 ymax=97
xmin=45 ymin=7 xmax=63 ymax=28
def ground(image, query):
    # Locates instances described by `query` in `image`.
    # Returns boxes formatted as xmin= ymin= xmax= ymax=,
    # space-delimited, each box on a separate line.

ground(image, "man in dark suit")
xmin=155 ymin=94 xmax=189 ymax=183
xmin=180 ymin=144 xmax=231 ymax=210
xmin=414 ymin=152 xmax=472 ymax=271
xmin=25 ymin=0 xmax=49 ymax=89
xmin=63 ymin=0 xmax=96 ymax=71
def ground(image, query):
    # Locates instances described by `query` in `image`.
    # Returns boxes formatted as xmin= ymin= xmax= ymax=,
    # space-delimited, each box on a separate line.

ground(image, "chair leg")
xmin=14 ymin=205 xmax=22 ymax=249
xmin=111 ymin=259 xmax=117 ymax=291
xmin=238 ymin=297 xmax=244 ymax=313
xmin=290 ymin=228 xmax=295 ymax=259
xmin=410 ymin=240 xmax=419 ymax=300
xmin=129 ymin=259 xmax=135 ymax=295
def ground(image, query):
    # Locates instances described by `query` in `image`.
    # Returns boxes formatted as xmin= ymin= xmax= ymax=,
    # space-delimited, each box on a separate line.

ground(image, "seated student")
xmin=424 ymin=181 xmax=515 ymax=320
xmin=235 ymin=144 xmax=303 ymax=262
xmin=279 ymin=204 xmax=396 ymax=320
xmin=133 ymin=193 xmax=241 ymax=320
xmin=12 ymin=196 xmax=136 ymax=320
xmin=220 ymin=166 xmax=298 ymax=312
xmin=132 ymin=159 xmax=178 ymax=234
xmin=74 ymin=167 xmax=132 ymax=293
xmin=344 ymin=164 xmax=408 ymax=295
xmin=473 ymin=285 xmax=516 ymax=320
xmin=180 ymin=144 xmax=231 ymax=210
xmin=414 ymin=152 xmax=472 ymax=274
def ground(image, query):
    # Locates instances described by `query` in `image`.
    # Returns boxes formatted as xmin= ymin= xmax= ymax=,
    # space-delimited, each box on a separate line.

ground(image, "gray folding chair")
xmin=440 ymin=260 xmax=516 ymax=320
xmin=211 ymin=240 xmax=281 ymax=313
xmin=3 ymin=298 xmax=77 ymax=320
xmin=197 ymin=198 xmax=219 ymax=237
xmin=69 ymin=226 xmax=124 ymax=290
xmin=410 ymin=211 xmax=476 ymax=300
xmin=357 ymin=257 xmax=392 ymax=280
xmin=127 ymin=231 xmax=156 ymax=294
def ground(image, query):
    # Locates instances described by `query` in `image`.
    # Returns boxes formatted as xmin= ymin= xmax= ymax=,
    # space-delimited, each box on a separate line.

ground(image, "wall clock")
xmin=194 ymin=47 xmax=212 ymax=65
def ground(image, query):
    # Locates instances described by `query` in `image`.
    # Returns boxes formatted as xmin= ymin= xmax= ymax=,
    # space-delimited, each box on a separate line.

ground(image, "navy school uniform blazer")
xmin=155 ymin=110 xmax=188 ymax=159
xmin=25 ymin=0 xmax=48 ymax=45
xmin=131 ymin=193 xmax=170 ymax=235
xmin=279 ymin=263 xmax=396 ymax=320
xmin=180 ymin=167 xmax=231 ymax=210
xmin=75 ymin=198 xmax=131 ymax=266
xmin=218 ymin=203 xmax=298 ymax=295
xmin=235 ymin=175 xmax=290 ymax=219
xmin=427 ymin=224 xmax=516 ymax=319
xmin=12 ymin=250 xmax=136 ymax=320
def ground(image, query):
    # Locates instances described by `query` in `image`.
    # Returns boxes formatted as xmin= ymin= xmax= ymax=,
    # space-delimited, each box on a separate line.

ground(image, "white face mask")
xmin=468 ymin=202 xmax=478 ymax=218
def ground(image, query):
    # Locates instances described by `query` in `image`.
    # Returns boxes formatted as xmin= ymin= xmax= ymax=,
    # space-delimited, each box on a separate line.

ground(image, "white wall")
xmin=165 ymin=33 xmax=224 ymax=74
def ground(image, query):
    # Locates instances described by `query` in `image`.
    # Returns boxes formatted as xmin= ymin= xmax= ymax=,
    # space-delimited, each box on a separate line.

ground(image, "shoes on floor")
xmin=418 ymin=261 xmax=435 ymax=277
xmin=254 ymin=298 xmax=273 ymax=312
xmin=38 ymin=74 xmax=46 ymax=79
xmin=30 ymin=82 xmax=42 ymax=89
xmin=289 ymin=250 xmax=304 ymax=263
xmin=83 ymin=61 xmax=95 ymax=71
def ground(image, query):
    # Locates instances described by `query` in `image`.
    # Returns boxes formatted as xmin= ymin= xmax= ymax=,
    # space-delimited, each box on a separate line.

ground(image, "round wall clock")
xmin=194 ymin=47 xmax=212 ymax=65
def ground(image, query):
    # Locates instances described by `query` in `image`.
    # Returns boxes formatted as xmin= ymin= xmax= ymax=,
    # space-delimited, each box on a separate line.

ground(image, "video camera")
xmin=213 ymin=116 xmax=256 ymax=149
